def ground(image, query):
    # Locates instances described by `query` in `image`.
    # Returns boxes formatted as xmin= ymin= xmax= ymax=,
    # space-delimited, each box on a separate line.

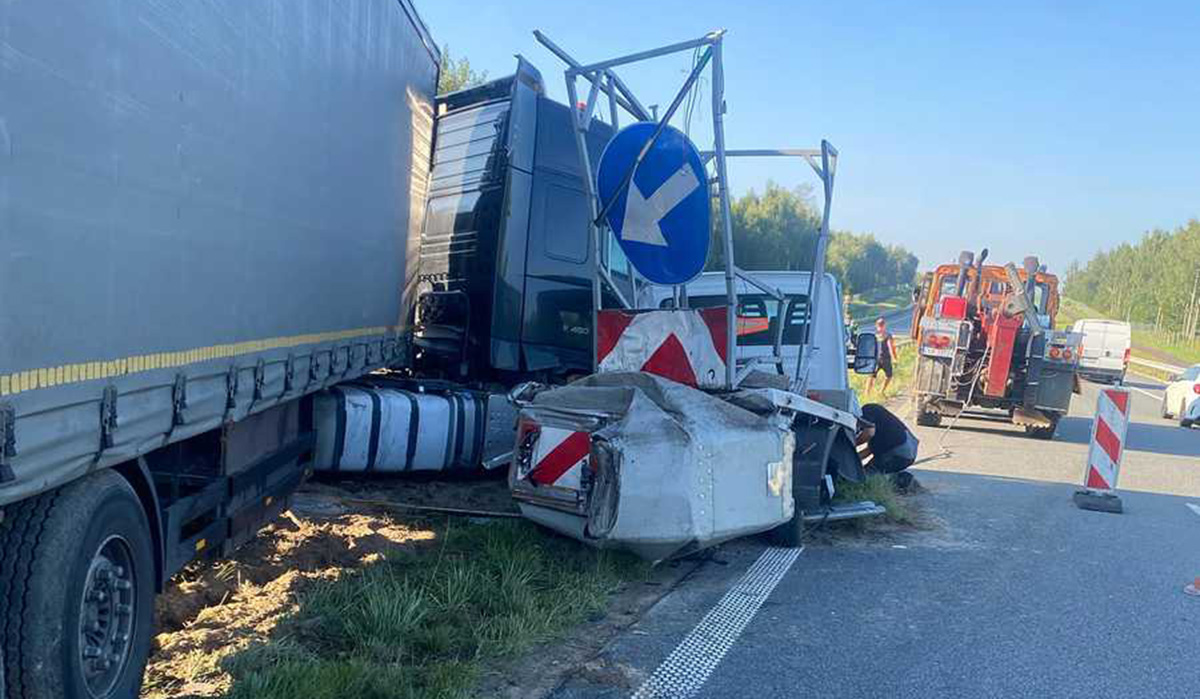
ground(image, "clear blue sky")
xmin=414 ymin=0 xmax=1200 ymax=272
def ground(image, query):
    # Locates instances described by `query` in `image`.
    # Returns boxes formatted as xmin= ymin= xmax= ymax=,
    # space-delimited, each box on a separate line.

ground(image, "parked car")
xmin=1181 ymin=395 xmax=1200 ymax=428
xmin=1071 ymin=318 xmax=1131 ymax=384
xmin=1160 ymin=364 xmax=1200 ymax=423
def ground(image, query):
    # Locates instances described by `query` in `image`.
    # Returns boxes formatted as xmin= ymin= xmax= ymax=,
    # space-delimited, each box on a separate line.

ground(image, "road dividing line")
xmin=631 ymin=547 xmax=801 ymax=699
xmin=1186 ymin=503 xmax=1200 ymax=519
xmin=1127 ymin=384 xmax=1164 ymax=402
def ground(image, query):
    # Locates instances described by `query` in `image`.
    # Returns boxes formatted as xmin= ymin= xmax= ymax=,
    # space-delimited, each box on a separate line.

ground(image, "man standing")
xmin=866 ymin=316 xmax=899 ymax=395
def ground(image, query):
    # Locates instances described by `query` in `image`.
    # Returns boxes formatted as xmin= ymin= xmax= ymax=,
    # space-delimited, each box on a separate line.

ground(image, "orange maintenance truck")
xmin=910 ymin=250 xmax=1081 ymax=438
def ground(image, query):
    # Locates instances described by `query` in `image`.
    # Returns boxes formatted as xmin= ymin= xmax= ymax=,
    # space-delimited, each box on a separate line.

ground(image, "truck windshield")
xmin=1032 ymin=282 xmax=1051 ymax=313
xmin=683 ymin=293 xmax=810 ymax=346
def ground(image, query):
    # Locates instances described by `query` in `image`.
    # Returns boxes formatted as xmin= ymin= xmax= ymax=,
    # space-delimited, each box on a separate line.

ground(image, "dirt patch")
xmin=143 ymin=489 xmax=439 ymax=698
xmin=306 ymin=472 xmax=518 ymax=515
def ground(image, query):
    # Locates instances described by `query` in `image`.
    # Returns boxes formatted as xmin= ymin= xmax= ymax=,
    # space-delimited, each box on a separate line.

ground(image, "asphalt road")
xmin=552 ymin=377 xmax=1200 ymax=698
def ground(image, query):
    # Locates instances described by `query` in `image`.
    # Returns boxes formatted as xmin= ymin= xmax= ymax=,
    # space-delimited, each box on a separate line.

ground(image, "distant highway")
xmin=851 ymin=303 xmax=914 ymax=337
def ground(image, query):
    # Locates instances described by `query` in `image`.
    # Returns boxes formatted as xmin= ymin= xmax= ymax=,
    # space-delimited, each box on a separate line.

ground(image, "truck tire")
xmin=1024 ymin=416 xmax=1059 ymax=440
xmin=1161 ymin=395 xmax=1171 ymax=419
xmin=1180 ymin=399 xmax=1191 ymax=428
xmin=915 ymin=400 xmax=942 ymax=427
xmin=0 ymin=470 xmax=155 ymax=699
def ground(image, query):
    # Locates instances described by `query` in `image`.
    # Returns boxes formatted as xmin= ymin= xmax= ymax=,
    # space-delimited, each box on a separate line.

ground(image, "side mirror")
xmin=853 ymin=332 xmax=878 ymax=375
xmin=1168 ymin=373 xmax=1179 ymax=383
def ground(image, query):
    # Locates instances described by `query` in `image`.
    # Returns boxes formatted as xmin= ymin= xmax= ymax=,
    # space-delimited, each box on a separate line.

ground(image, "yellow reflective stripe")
xmin=0 ymin=326 xmax=392 ymax=396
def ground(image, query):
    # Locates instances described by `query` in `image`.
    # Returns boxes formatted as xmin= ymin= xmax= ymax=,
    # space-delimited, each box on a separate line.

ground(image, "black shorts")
xmin=876 ymin=355 xmax=893 ymax=378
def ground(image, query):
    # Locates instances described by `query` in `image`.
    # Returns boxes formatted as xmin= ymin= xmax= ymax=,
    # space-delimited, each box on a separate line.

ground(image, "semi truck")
xmin=1 ymin=4 xmax=888 ymax=696
xmin=910 ymin=250 xmax=1082 ymax=438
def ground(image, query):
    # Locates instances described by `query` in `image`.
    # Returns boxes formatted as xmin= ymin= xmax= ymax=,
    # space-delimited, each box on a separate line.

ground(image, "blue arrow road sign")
xmin=596 ymin=122 xmax=710 ymax=285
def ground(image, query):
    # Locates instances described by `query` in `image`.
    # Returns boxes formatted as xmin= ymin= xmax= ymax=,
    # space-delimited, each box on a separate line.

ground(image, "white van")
xmin=1070 ymin=318 xmax=1131 ymax=384
xmin=652 ymin=271 xmax=864 ymax=413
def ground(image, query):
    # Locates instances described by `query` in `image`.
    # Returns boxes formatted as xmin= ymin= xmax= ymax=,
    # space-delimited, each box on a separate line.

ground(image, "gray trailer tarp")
xmin=0 ymin=0 xmax=438 ymax=505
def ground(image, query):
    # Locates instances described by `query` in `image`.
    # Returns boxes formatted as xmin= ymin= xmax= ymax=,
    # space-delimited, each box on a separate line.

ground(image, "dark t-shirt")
xmin=877 ymin=331 xmax=893 ymax=363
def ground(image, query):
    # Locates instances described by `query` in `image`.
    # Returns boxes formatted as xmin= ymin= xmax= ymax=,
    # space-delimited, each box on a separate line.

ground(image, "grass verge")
xmin=834 ymin=473 xmax=913 ymax=525
xmin=849 ymin=344 xmax=916 ymax=404
xmin=220 ymin=519 xmax=646 ymax=699
xmin=847 ymin=285 xmax=913 ymax=323
xmin=1061 ymin=296 xmax=1199 ymax=368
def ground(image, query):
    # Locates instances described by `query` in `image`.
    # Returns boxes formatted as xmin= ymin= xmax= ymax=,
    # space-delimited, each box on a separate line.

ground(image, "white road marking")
xmin=1127 ymin=384 xmax=1164 ymax=402
xmin=1186 ymin=503 xmax=1200 ymax=519
xmin=631 ymin=546 xmax=802 ymax=699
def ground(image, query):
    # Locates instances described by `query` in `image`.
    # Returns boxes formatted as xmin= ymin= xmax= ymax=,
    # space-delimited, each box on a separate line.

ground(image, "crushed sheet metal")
xmin=631 ymin=547 xmax=802 ymax=699
xmin=512 ymin=372 xmax=796 ymax=561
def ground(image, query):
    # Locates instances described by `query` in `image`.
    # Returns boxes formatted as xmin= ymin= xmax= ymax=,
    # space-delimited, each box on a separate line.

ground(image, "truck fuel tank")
xmin=312 ymin=383 xmax=517 ymax=473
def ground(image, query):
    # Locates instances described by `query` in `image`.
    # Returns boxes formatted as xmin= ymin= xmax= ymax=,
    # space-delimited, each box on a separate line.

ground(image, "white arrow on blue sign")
xmin=596 ymin=122 xmax=710 ymax=286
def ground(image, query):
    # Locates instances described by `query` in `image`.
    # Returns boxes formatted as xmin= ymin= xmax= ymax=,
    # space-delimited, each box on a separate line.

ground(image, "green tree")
xmin=438 ymin=46 xmax=488 ymax=94
xmin=704 ymin=181 xmax=918 ymax=294
xmin=1066 ymin=218 xmax=1200 ymax=334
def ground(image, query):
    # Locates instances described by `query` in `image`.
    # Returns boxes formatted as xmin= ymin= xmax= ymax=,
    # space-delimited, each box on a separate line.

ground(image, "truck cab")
xmin=412 ymin=60 xmax=640 ymax=384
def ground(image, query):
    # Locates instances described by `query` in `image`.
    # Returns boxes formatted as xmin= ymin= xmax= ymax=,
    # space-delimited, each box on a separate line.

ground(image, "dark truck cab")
xmin=413 ymin=61 xmax=634 ymax=384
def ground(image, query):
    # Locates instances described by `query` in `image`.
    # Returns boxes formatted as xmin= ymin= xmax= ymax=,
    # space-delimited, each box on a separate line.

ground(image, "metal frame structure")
xmin=534 ymin=29 xmax=838 ymax=392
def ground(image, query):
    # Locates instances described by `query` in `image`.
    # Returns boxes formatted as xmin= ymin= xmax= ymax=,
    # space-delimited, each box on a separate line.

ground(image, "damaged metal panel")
xmin=0 ymin=0 xmax=438 ymax=506
xmin=511 ymin=372 xmax=796 ymax=562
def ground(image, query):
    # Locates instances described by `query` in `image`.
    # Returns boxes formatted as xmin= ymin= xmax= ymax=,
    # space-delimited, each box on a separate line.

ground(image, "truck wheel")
xmin=1161 ymin=395 xmax=1171 ymax=419
xmin=1024 ymin=417 xmax=1059 ymax=440
xmin=1180 ymin=400 xmax=1190 ymax=428
xmin=915 ymin=402 xmax=942 ymax=427
xmin=0 ymin=470 xmax=155 ymax=699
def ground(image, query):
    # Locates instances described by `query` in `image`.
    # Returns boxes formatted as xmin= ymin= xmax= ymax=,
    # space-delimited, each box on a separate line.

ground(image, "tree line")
xmin=438 ymin=54 xmax=919 ymax=296
xmin=1065 ymin=219 xmax=1200 ymax=334
xmin=705 ymin=182 xmax=919 ymax=296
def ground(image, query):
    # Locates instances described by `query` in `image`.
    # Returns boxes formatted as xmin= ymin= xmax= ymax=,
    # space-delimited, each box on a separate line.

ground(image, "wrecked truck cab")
xmin=510 ymin=372 xmax=798 ymax=562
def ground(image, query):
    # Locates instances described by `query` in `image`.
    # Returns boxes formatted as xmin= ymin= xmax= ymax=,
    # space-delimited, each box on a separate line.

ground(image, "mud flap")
xmin=791 ymin=418 xmax=838 ymax=512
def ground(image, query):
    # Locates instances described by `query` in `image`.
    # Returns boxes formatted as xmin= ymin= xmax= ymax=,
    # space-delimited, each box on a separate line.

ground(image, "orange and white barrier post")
xmin=1073 ymin=387 xmax=1129 ymax=513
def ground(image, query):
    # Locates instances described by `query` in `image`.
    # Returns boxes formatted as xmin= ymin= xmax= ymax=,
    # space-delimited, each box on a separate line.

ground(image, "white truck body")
xmin=652 ymin=271 xmax=859 ymax=413
xmin=1071 ymin=318 xmax=1131 ymax=383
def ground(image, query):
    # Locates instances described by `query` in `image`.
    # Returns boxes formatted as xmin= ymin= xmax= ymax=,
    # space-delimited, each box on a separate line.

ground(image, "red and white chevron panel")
xmin=528 ymin=425 xmax=591 ymax=488
xmin=1084 ymin=387 xmax=1129 ymax=491
xmin=596 ymin=308 xmax=729 ymax=389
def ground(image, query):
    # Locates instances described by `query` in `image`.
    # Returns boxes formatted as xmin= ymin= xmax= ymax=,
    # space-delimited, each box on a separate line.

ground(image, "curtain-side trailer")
xmin=0 ymin=2 xmax=437 ymax=696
